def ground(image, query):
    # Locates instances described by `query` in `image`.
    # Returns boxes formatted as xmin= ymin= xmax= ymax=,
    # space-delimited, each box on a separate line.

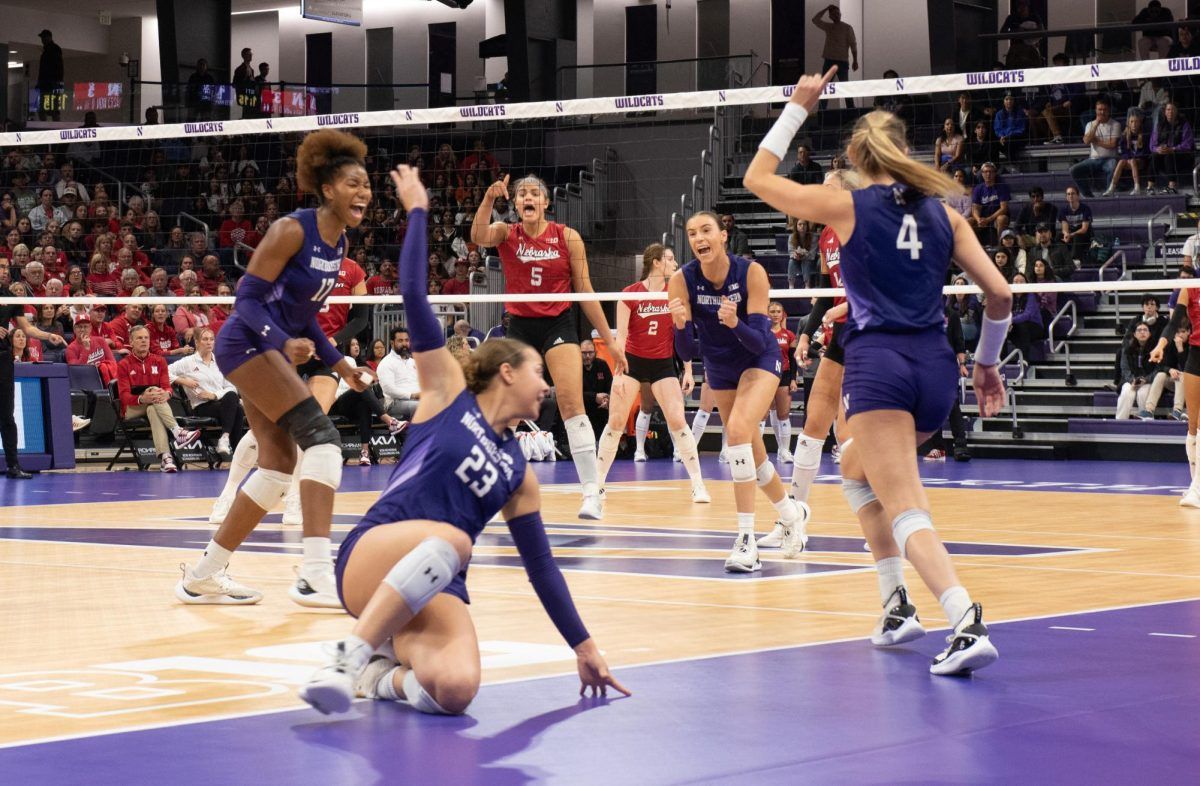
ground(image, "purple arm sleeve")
xmin=731 ymin=313 xmax=771 ymax=353
xmin=673 ymin=321 xmax=695 ymax=361
xmin=300 ymin=317 xmax=344 ymax=368
xmin=506 ymin=511 xmax=590 ymax=648
xmin=233 ymin=273 xmax=290 ymax=354
xmin=398 ymin=208 xmax=445 ymax=353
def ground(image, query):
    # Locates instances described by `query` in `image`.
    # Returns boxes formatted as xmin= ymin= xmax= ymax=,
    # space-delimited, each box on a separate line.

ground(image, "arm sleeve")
xmin=232 ymin=273 xmax=291 ymax=354
xmin=332 ymin=303 xmax=369 ymax=346
xmin=398 ymin=208 xmax=445 ymax=353
xmin=730 ymin=313 xmax=771 ymax=354
xmin=803 ymin=274 xmax=835 ymax=335
xmin=506 ymin=512 xmax=590 ymax=648
xmin=673 ymin=321 xmax=695 ymax=361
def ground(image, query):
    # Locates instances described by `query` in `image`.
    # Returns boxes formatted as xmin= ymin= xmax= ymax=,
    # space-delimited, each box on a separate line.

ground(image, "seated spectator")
xmin=1027 ymin=222 xmax=1075 ymax=280
xmin=998 ymin=230 xmax=1027 ymax=275
xmin=580 ymin=339 xmax=613 ymax=438
xmin=22 ymin=260 xmax=47 ymax=297
xmin=1007 ymin=272 xmax=1043 ymax=360
xmin=427 ymin=250 xmax=447 ymax=284
xmin=117 ymin=233 xmax=152 ymax=275
xmin=460 ymin=139 xmax=500 ymax=183
xmin=788 ymin=144 xmax=824 ymax=184
xmin=10 ymin=243 xmax=31 ymax=271
xmin=1014 ymin=186 xmax=1059 ymax=243
xmin=720 ymin=214 xmax=752 ymax=257
xmin=29 ymin=188 xmax=69 ymax=232
xmin=40 ymin=243 xmax=66 ymax=279
xmin=490 ymin=195 xmax=515 ymax=224
xmin=1143 ymin=323 xmax=1190 ymax=420
xmin=1060 ymin=187 xmax=1093 ymax=263
xmin=993 ymin=93 xmax=1028 ymax=166
xmin=365 ymin=258 xmax=398 ymax=295
xmin=141 ymin=211 xmax=164 ymax=251
xmin=116 ymin=268 xmax=143 ymax=300
xmin=10 ymin=327 xmax=42 ymax=362
xmin=991 ymin=248 xmax=1016 ymax=281
xmin=1036 ymin=53 xmax=1080 ymax=144
xmin=1030 ymin=258 xmax=1059 ymax=326
xmin=1070 ymin=99 xmax=1121 ymax=197
xmin=329 ymin=338 xmax=406 ymax=466
xmin=1105 ymin=110 xmax=1150 ymax=195
xmin=484 ymin=312 xmax=510 ymax=342
xmin=169 ymin=326 xmax=242 ymax=457
xmin=146 ymin=303 xmax=192 ymax=358
xmin=1115 ymin=322 xmax=1156 ymax=419
xmin=173 ymin=288 xmax=210 ymax=345
xmin=218 ymin=198 xmax=253 ymax=248
xmin=441 ymin=257 xmax=471 ymax=296
xmin=1109 ymin=295 xmax=1167 ymax=389
xmin=450 ymin=319 xmax=484 ymax=346
xmin=970 ymin=163 xmax=1010 ymax=244
xmin=146 ymin=268 xmax=173 ymax=299
xmin=116 ymin=325 xmax=200 ymax=472
xmin=365 ymin=338 xmax=386 ymax=370
xmin=107 ymin=302 xmax=144 ymax=349
xmin=208 ymin=282 xmax=232 ymax=335
xmin=965 ymin=121 xmax=999 ymax=180
xmin=66 ymin=315 xmax=118 ymax=383
xmin=1150 ymin=101 xmax=1194 ymax=194
xmin=55 ymin=162 xmax=90 ymax=203
xmin=376 ymin=328 xmax=419 ymax=420
xmin=949 ymin=275 xmax=981 ymax=349
xmin=197 ymin=254 xmax=226 ymax=295
xmin=934 ymin=118 xmax=965 ymax=174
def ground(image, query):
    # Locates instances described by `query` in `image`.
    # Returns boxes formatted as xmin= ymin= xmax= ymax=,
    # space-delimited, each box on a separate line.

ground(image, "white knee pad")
xmin=299 ymin=442 xmax=343 ymax=490
xmin=892 ymin=509 xmax=935 ymax=559
xmin=841 ymin=478 xmax=878 ymax=514
xmin=727 ymin=443 xmax=756 ymax=482
xmin=382 ymin=537 xmax=462 ymax=616
xmin=240 ymin=468 xmax=292 ymax=510
xmin=564 ymin=414 xmax=595 ymax=455
xmin=755 ymin=459 xmax=777 ymax=487
xmin=403 ymin=669 xmax=455 ymax=715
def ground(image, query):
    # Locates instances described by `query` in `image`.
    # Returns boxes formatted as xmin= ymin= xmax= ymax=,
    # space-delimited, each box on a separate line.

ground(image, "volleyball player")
xmin=177 ymin=129 xmax=375 ymax=606
xmin=667 ymin=213 xmax=809 ymax=572
xmin=744 ymin=67 xmax=1010 ymax=673
xmin=766 ymin=301 xmax=797 ymax=465
xmin=596 ymin=243 xmax=710 ymax=506
xmin=472 ymin=175 xmax=627 ymax=520
xmin=1149 ymin=287 xmax=1200 ymax=506
xmin=301 ymin=165 xmax=628 ymax=716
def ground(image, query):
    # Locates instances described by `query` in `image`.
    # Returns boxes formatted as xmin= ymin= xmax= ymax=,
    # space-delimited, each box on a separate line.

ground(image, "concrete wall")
xmin=805 ymin=0 xmax=929 ymax=80
xmin=72 ymin=17 xmax=141 ymax=125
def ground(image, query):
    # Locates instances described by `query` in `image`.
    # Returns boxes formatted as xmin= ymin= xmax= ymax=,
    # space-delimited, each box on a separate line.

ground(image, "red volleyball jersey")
xmin=497 ymin=221 xmax=572 ymax=318
xmin=316 ymin=258 xmax=366 ymax=339
xmin=773 ymin=326 xmax=795 ymax=372
xmin=819 ymin=226 xmax=847 ymax=321
xmin=1189 ymin=294 xmax=1200 ymax=347
xmin=623 ymin=281 xmax=673 ymax=359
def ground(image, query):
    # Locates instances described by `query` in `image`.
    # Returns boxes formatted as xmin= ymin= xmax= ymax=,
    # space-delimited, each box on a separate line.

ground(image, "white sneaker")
xmin=282 ymin=489 xmax=303 ymax=526
xmin=777 ymin=447 xmax=794 ymax=464
xmin=757 ymin=521 xmax=786 ymax=548
xmin=780 ymin=500 xmax=810 ymax=559
xmin=870 ymin=586 xmax=927 ymax=646
xmin=72 ymin=415 xmax=91 ymax=432
xmin=208 ymin=492 xmax=234 ymax=525
xmin=355 ymin=655 xmax=400 ymax=699
xmin=1101 ymin=185 xmax=1115 ymax=197
xmin=930 ymin=603 xmax=999 ymax=676
xmin=673 ymin=452 xmax=681 ymax=463
xmin=289 ymin=567 xmax=342 ymax=609
xmin=299 ymin=643 xmax=359 ymax=715
xmin=160 ymin=453 xmax=177 ymax=473
xmin=633 ymin=450 xmax=648 ymax=462
xmin=175 ymin=563 xmax=262 ymax=605
xmin=1181 ymin=483 xmax=1200 ymax=508
xmin=578 ymin=491 xmax=604 ymax=520
xmin=718 ymin=449 xmax=729 ymax=464
xmin=172 ymin=427 xmax=200 ymax=447
xmin=724 ymin=533 xmax=761 ymax=573
xmin=831 ymin=444 xmax=841 ymax=464
xmin=216 ymin=434 xmax=231 ymax=457
xmin=691 ymin=484 xmax=711 ymax=504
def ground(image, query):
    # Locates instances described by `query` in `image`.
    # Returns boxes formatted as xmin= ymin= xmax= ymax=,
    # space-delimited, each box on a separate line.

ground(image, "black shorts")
xmin=508 ymin=309 xmax=578 ymax=355
xmin=626 ymin=353 xmax=677 ymax=383
xmin=777 ymin=363 xmax=795 ymax=387
xmin=823 ymin=322 xmax=846 ymax=366
xmin=296 ymin=358 xmax=336 ymax=381
xmin=1187 ymin=347 xmax=1200 ymax=376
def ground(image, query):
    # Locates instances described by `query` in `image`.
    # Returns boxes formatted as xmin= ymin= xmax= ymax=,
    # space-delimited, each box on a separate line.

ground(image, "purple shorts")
xmin=703 ymin=347 xmax=781 ymax=391
xmin=841 ymin=329 xmax=957 ymax=433
xmin=334 ymin=523 xmax=470 ymax=616
xmin=213 ymin=313 xmax=270 ymax=378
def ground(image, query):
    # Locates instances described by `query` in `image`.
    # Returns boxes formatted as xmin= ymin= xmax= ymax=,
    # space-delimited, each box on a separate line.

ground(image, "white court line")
xmin=1148 ymin=632 xmax=1197 ymax=638
xmin=1049 ymin=626 xmax=1095 ymax=631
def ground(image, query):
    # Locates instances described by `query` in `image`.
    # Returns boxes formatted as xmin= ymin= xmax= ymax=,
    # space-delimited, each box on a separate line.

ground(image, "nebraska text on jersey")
xmin=514 ymin=243 xmax=563 ymax=263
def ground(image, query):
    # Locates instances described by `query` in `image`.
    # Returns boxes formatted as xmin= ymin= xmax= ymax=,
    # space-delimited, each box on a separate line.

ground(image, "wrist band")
xmin=975 ymin=313 xmax=1011 ymax=367
xmin=759 ymin=104 xmax=810 ymax=160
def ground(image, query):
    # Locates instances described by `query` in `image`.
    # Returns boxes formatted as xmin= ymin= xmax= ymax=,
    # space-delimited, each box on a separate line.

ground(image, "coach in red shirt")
xmin=115 ymin=325 xmax=198 ymax=472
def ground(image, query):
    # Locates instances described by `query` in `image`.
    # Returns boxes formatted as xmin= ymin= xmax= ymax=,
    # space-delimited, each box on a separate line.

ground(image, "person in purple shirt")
xmin=992 ymin=93 xmax=1028 ymax=165
xmin=1150 ymin=101 xmax=1194 ymax=194
xmin=1007 ymin=272 xmax=1043 ymax=359
xmin=969 ymin=162 xmax=1010 ymax=244
xmin=1060 ymin=186 xmax=1093 ymax=263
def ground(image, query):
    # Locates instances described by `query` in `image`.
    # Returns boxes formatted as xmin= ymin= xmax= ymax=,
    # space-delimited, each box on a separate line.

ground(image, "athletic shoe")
xmin=780 ymin=500 xmax=810 ymax=559
xmin=289 ymin=567 xmax=342 ymax=609
xmin=673 ymin=452 xmax=681 ymax=463
xmin=282 ymin=490 xmax=303 ymax=527
xmin=930 ymin=603 xmax=998 ymax=676
xmin=387 ymin=419 xmax=407 ymax=436
xmin=208 ymin=492 xmax=233 ymax=525
xmin=633 ymin=450 xmax=648 ymax=462
xmin=299 ymin=642 xmax=358 ymax=715
xmin=870 ymin=586 xmax=926 ymax=646
xmin=1180 ymin=486 xmax=1200 ymax=508
xmin=71 ymin=415 xmax=91 ymax=432
xmin=777 ymin=447 xmax=794 ymax=464
xmin=1101 ymin=185 xmax=1115 ymax=197
xmin=953 ymin=446 xmax=972 ymax=462
xmin=757 ymin=521 xmax=786 ymax=548
xmin=1137 ymin=409 xmax=1154 ymax=421
xmin=578 ymin=493 xmax=604 ymax=520
xmin=175 ymin=563 xmax=262 ymax=605
xmin=724 ymin=533 xmax=761 ymax=573
xmin=923 ymin=448 xmax=946 ymax=461
xmin=691 ymin=484 xmax=711 ymax=504
xmin=359 ymin=445 xmax=372 ymax=466
xmin=718 ymin=449 xmax=729 ymax=464
xmin=160 ymin=453 xmax=178 ymax=473
xmin=355 ymin=654 xmax=401 ymax=700
xmin=1170 ymin=409 xmax=1185 ymax=421
xmin=831 ymin=444 xmax=841 ymax=464
xmin=216 ymin=434 xmax=232 ymax=458
xmin=172 ymin=427 xmax=200 ymax=447
xmin=1130 ymin=186 xmax=1142 ymax=196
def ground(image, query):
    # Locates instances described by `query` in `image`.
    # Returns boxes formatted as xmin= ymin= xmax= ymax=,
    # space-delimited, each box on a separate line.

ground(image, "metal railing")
xmin=1147 ymin=204 xmax=1175 ymax=276
xmin=1098 ymin=249 xmax=1127 ymax=329
xmin=75 ymin=160 xmax=143 ymax=217
xmin=553 ymin=148 xmax=617 ymax=241
xmin=662 ymin=107 xmax=731 ymax=251
xmin=1192 ymin=161 xmax=1200 ymax=196
xmin=232 ymin=240 xmax=256 ymax=271
xmin=177 ymin=212 xmax=211 ymax=246
xmin=1047 ymin=299 xmax=1078 ymax=387
xmin=999 ymin=347 xmax=1027 ymax=438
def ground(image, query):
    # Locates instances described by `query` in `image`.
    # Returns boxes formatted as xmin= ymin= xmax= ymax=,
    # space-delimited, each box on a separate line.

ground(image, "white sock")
xmin=635 ymin=411 xmax=651 ymax=453
xmin=779 ymin=419 xmax=792 ymax=455
xmin=790 ymin=433 xmax=824 ymax=502
xmin=340 ymin=634 xmax=374 ymax=674
xmin=302 ymin=536 xmax=333 ymax=574
xmin=939 ymin=585 xmax=973 ymax=627
xmin=670 ymin=426 xmax=704 ymax=485
xmin=736 ymin=512 xmax=756 ymax=537
xmin=771 ymin=495 xmax=799 ymax=522
xmin=720 ymin=432 xmax=728 ymax=454
xmin=691 ymin=409 xmax=710 ymax=443
xmin=287 ymin=446 xmax=303 ymax=504
xmin=376 ymin=666 xmax=403 ymax=701
xmin=1187 ymin=434 xmax=1196 ymax=479
xmin=219 ymin=431 xmax=258 ymax=500
xmin=596 ymin=426 xmax=623 ymax=488
xmin=195 ymin=539 xmax=233 ymax=578
xmin=564 ymin=414 xmax=600 ymax=497
xmin=875 ymin=556 xmax=905 ymax=604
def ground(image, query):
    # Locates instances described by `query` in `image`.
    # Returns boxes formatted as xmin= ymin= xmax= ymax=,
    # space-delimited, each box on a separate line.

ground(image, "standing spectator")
xmin=376 ymin=328 xmax=420 ymax=421
xmin=969 ymin=162 xmax=1010 ymax=244
xmin=935 ymin=118 xmax=965 ymax=174
xmin=1133 ymin=1 xmax=1174 ymax=60
xmin=1014 ymin=187 xmax=1059 ymax=242
xmin=788 ymin=144 xmax=824 ymax=184
xmin=185 ymin=59 xmax=218 ymax=122
xmin=787 ymin=218 xmax=816 ymax=288
xmin=965 ymin=121 xmax=999 ymax=180
xmin=36 ymin=30 xmax=64 ymax=122
xmin=954 ymin=92 xmax=982 ymax=142
xmin=1143 ymin=323 xmax=1189 ymax=420
xmin=720 ymin=214 xmax=752 ymax=257
xmin=364 ymin=258 xmax=398 ymax=295
xmin=993 ymin=93 xmax=1028 ymax=167
xmin=1115 ymin=323 xmax=1156 ymax=419
xmin=1070 ymin=99 xmax=1121 ymax=197
xmin=169 ymin=327 xmax=243 ymax=456
xmin=811 ymin=4 xmax=857 ymax=108
xmin=232 ymin=48 xmax=258 ymax=119
xmin=1030 ymin=258 xmax=1058 ymax=326
xmin=579 ymin=339 xmax=612 ymax=439
xmin=460 ymin=140 xmax=500 ymax=184
xmin=1037 ymin=54 xmax=1081 ymax=145
xmin=1150 ymin=101 xmax=1194 ymax=194
xmin=254 ymin=62 xmax=271 ymax=116
xmin=115 ymin=325 xmax=199 ymax=472
xmin=1105 ymin=110 xmax=1150 ymax=195
xmin=1060 ymin=187 xmax=1093 ymax=263
xmin=1166 ymin=25 xmax=1200 ymax=112
xmin=66 ymin=315 xmax=118 ymax=384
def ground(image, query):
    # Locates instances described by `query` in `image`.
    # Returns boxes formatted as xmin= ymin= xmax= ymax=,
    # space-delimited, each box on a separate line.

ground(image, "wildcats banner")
xmin=302 ymin=0 xmax=361 ymax=26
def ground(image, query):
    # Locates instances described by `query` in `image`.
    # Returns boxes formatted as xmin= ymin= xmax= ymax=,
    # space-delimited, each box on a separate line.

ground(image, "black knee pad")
xmin=276 ymin=397 xmax=341 ymax=451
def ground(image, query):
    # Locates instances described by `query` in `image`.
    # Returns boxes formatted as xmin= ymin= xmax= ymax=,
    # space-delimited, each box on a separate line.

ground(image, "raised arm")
xmin=470 ymin=174 xmax=512 ymax=248
xmin=565 ymin=226 xmax=627 ymax=376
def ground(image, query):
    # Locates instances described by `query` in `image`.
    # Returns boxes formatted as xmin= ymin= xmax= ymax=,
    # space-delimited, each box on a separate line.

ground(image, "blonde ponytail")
xmin=848 ymin=111 xmax=962 ymax=199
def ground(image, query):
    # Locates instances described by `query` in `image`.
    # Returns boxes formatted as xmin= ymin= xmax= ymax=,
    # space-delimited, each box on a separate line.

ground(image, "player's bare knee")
xmin=429 ymin=675 xmax=479 ymax=715
xmin=431 ymin=524 xmax=473 ymax=566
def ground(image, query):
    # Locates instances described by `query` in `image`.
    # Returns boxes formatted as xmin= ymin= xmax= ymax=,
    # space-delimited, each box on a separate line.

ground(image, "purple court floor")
xmin=3 ymin=599 xmax=1197 ymax=784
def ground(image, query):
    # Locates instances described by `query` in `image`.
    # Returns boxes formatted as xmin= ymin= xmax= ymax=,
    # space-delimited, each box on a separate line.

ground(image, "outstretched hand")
xmin=389 ymin=165 xmax=429 ymax=213
xmin=575 ymin=641 xmax=631 ymax=699
xmin=485 ymin=174 xmax=510 ymax=202
xmin=972 ymin=362 xmax=1006 ymax=418
xmin=788 ymin=66 xmax=838 ymax=113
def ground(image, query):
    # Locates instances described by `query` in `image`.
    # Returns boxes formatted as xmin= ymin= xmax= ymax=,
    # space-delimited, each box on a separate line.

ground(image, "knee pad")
xmin=277 ymin=397 xmax=341 ymax=452
xmin=727 ymin=443 xmax=756 ymax=482
xmin=402 ymin=669 xmax=456 ymax=715
xmin=755 ymin=459 xmax=777 ymax=487
xmin=892 ymin=509 xmax=935 ymax=559
xmin=564 ymin=414 xmax=594 ymax=453
xmin=300 ymin=443 xmax=343 ymax=490
xmin=241 ymin=468 xmax=291 ymax=510
xmin=841 ymin=478 xmax=878 ymax=515
xmin=382 ymin=536 xmax=462 ymax=616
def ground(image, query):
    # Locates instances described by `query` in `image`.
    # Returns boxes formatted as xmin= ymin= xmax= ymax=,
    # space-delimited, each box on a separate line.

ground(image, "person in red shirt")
xmin=197 ymin=254 xmax=225 ymax=295
xmin=364 ymin=258 xmax=398 ymax=295
xmin=767 ymin=301 xmax=798 ymax=465
xmin=40 ymin=243 xmax=67 ymax=279
xmin=460 ymin=139 xmax=500 ymax=184
xmin=440 ymin=257 xmax=471 ymax=296
xmin=218 ymin=198 xmax=254 ymax=248
xmin=115 ymin=247 xmax=151 ymax=287
xmin=207 ymin=282 xmax=232 ymax=335
xmin=115 ymin=325 xmax=199 ymax=472
xmin=117 ymin=232 xmax=153 ymax=275
xmin=243 ymin=215 xmax=269 ymax=249
xmin=146 ymin=303 xmax=193 ymax=358
xmin=10 ymin=327 xmax=43 ymax=362
xmin=471 ymin=173 xmax=626 ymax=520
xmin=594 ymin=243 xmax=708 ymax=503
xmin=66 ymin=315 xmax=119 ymax=383
xmin=21 ymin=260 xmax=47 ymax=297
xmin=115 ymin=267 xmax=143 ymax=301
xmin=86 ymin=252 xmax=120 ymax=297
xmin=106 ymin=302 xmax=144 ymax=349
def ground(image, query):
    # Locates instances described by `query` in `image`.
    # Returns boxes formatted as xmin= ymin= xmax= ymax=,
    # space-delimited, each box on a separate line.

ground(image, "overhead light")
xmin=9 ymin=61 xmax=23 ymax=69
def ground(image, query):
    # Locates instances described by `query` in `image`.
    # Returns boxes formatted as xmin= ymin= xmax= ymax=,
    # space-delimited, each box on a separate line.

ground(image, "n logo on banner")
xmin=1091 ymin=65 xmax=1101 ymax=78
xmin=895 ymin=78 xmax=904 ymax=91
xmin=719 ymin=90 xmax=726 ymax=102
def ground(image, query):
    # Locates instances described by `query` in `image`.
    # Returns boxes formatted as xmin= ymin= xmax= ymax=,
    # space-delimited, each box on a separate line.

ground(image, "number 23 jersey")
xmin=356 ymin=388 xmax=528 ymax=543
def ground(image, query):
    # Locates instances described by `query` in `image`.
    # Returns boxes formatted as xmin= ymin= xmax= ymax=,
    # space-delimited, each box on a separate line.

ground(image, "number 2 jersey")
xmin=353 ymin=387 xmax=527 ymax=543
xmin=497 ymin=221 xmax=572 ymax=319
xmin=622 ymin=280 xmax=673 ymax=359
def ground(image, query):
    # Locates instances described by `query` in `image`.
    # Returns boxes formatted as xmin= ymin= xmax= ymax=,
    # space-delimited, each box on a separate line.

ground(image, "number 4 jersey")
xmin=354 ymin=388 xmax=528 ymax=544
xmin=497 ymin=221 xmax=573 ymax=319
